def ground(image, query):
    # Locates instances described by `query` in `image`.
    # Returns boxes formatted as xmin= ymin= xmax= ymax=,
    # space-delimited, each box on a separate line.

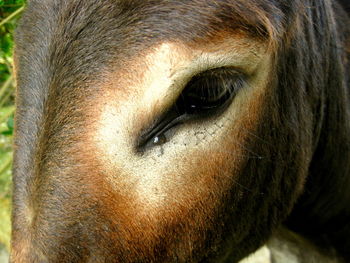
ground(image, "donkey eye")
xmin=137 ymin=67 xmax=245 ymax=149
xmin=175 ymin=67 xmax=244 ymax=117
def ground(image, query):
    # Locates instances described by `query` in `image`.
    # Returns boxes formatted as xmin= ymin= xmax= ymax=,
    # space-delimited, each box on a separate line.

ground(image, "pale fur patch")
xmin=92 ymin=38 xmax=271 ymax=217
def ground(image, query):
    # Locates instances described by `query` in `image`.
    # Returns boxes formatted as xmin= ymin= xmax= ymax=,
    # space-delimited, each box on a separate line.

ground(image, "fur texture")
xmin=12 ymin=0 xmax=350 ymax=262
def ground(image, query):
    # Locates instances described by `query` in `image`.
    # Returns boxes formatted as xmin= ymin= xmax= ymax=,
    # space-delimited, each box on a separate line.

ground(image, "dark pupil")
xmin=175 ymin=68 xmax=242 ymax=116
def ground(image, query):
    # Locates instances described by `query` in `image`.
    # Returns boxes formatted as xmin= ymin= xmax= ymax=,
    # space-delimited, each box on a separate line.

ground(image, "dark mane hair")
xmin=284 ymin=0 xmax=350 ymax=256
xmin=12 ymin=0 xmax=350 ymax=262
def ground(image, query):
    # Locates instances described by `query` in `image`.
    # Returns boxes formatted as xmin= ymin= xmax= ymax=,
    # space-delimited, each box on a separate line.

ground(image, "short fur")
xmin=12 ymin=0 xmax=350 ymax=262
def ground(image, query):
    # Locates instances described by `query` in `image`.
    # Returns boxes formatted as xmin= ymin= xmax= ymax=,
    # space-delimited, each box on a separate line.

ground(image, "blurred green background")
xmin=0 ymin=0 xmax=26 ymax=258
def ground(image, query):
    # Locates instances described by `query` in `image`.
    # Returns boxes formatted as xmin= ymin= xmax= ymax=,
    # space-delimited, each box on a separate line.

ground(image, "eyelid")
xmin=191 ymin=66 xmax=245 ymax=79
xmin=180 ymin=67 xmax=246 ymax=106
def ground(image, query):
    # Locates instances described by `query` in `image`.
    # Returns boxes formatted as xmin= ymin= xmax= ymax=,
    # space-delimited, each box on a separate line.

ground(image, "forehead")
xmin=20 ymin=1 xmax=278 ymax=56
xmin=39 ymin=0 xmax=274 ymax=39
xmin=16 ymin=0 xmax=282 ymax=94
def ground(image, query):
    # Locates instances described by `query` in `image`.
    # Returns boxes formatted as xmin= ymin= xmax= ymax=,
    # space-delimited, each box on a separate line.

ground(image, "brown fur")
xmin=12 ymin=0 xmax=350 ymax=262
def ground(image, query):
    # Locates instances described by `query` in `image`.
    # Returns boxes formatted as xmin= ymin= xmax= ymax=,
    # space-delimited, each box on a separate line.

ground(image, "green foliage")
xmin=1 ymin=0 xmax=25 ymax=88
xmin=0 ymin=0 xmax=26 ymax=252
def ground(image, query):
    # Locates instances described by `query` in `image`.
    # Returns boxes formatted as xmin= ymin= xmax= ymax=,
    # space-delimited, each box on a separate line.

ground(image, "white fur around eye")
xmin=93 ymin=40 xmax=271 ymax=211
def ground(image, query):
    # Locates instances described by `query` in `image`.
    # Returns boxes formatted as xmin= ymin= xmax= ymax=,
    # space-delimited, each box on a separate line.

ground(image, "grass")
xmin=0 ymin=0 xmax=26 ymax=253
xmin=0 ymin=106 xmax=14 ymax=251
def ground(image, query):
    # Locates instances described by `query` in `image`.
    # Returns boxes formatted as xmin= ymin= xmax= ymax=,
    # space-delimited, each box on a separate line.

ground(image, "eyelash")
xmin=137 ymin=67 xmax=245 ymax=148
xmin=175 ymin=67 xmax=244 ymax=116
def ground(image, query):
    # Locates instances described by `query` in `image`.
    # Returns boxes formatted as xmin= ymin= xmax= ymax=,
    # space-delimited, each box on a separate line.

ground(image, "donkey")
xmin=11 ymin=0 xmax=350 ymax=262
